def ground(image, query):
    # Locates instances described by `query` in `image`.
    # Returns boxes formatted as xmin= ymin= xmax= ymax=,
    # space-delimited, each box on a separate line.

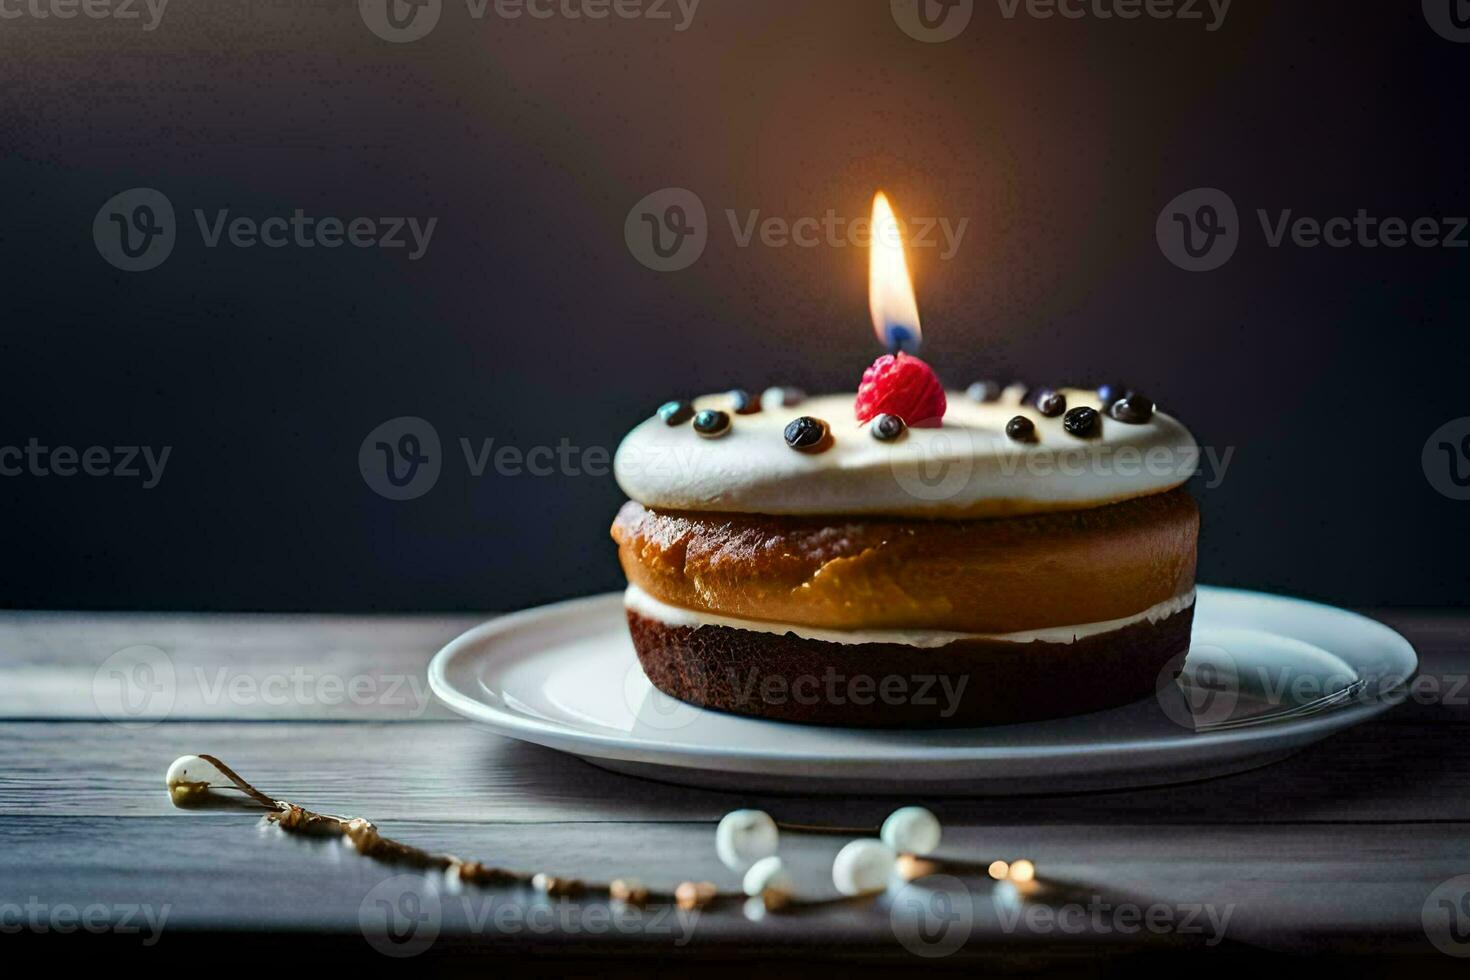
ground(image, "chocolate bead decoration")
xmin=784 ymin=416 xmax=831 ymax=453
xmin=1063 ymin=406 xmax=1101 ymax=438
xmin=1034 ymin=389 xmax=1067 ymax=418
xmin=966 ymin=381 xmax=1003 ymax=403
xmin=871 ymin=413 xmax=907 ymax=442
xmin=657 ymin=400 xmax=695 ymax=426
xmin=1110 ymin=393 xmax=1155 ymax=424
xmin=1097 ymin=383 xmax=1126 ymax=410
xmin=728 ymin=389 xmax=762 ymax=415
xmin=1005 ymin=416 xmax=1036 ymax=442
xmin=693 ymin=409 xmax=732 ymax=438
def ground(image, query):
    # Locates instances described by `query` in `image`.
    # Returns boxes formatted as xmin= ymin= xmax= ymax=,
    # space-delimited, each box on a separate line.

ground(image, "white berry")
xmin=165 ymin=755 xmax=228 ymax=806
xmin=832 ymin=839 xmax=896 ymax=896
xmin=742 ymin=855 xmax=794 ymax=899
xmin=716 ymin=809 xmax=779 ymax=872
xmin=880 ymin=806 xmax=942 ymax=856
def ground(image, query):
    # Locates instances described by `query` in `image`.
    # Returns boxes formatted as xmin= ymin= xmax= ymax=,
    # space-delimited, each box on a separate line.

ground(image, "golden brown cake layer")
xmin=611 ymin=488 xmax=1199 ymax=634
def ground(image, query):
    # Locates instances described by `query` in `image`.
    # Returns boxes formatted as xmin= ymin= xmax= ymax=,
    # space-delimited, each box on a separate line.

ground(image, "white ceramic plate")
xmin=429 ymin=588 xmax=1418 ymax=794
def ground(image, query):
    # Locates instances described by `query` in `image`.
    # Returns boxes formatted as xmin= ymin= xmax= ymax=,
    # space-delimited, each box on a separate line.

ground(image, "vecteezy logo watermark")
xmin=625 ymin=187 xmax=709 ymax=272
xmin=625 ymin=188 xmax=970 ymax=273
xmin=889 ymin=875 xmax=974 ymax=957
xmin=1423 ymin=418 xmax=1470 ymax=501
xmin=888 ymin=429 xmax=980 ymax=503
xmin=0 ymin=0 xmax=169 ymax=30
xmin=94 ymin=188 xmax=176 ymax=272
xmin=622 ymin=659 xmax=704 ymax=730
xmin=1160 ymin=187 xmax=1470 ymax=271
xmin=0 ymin=439 xmax=172 ymax=489
xmin=359 ymin=417 xmax=614 ymax=500
xmin=1424 ymin=875 xmax=1470 ymax=957
xmin=94 ymin=188 xmax=439 ymax=271
xmin=359 ymin=0 xmax=443 ymax=43
xmin=1156 ymin=643 xmax=1240 ymax=731
xmin=361 ymin=0 xmax=700 ymax=42
xmin=0 ymin=900 xmax=171 ymax=943
xmin=359 ymin=417 xmax=443 ymax=501
xmin=891 ymin=0 xmax=975 ymax=43
xmin=92 ymin=645 xmax=176 ymax=729
xmin=1424 ymin=0 xmax=1470 ymax=43
xmin=1156 ymin=187 xmax=1239 ymax=272
xmin=893 ymin=0 xmax=1229 ymax=42
xmin=360 ymin=875 xmax=442 ymax=958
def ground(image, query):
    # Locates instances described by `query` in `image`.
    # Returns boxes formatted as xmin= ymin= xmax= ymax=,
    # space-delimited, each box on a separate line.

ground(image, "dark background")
xmin=1 ymin=0 xmax=1465 ymax=611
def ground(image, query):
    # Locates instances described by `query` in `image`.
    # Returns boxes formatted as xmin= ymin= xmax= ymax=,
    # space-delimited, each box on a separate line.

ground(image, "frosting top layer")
xmin=614 ymin=386 xmax=1199 ymax=518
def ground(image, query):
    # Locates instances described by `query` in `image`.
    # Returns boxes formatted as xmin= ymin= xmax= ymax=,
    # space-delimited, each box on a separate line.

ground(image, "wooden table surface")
xmin=3 ymin=608 xmax=1469 ymax=971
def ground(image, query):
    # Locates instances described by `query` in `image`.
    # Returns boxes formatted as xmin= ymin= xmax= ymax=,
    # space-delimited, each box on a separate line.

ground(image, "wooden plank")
xmin=0 ymin=612 xmax=480 ymax=720
xmin=0 ymin=609 xmax=1463 ymax=723
xmin=1365 ymin=611 xmax=1470 ymax=724
xmin=4 ymin=719 xmax=1468 ymax=825
xmin=0 ymin=816 xmax=1457 ymax=957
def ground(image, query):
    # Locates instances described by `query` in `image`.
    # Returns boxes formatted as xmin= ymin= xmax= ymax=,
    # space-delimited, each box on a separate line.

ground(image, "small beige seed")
xmin=675 ymin=881 xmax=717 ymax=910
xmin=896 ymin=855 xmax=938 ymax=880
xmin=610 ymin=878 xmax=649 ymax=906
xmin=533 ymin=873 xmax=583 ymax=896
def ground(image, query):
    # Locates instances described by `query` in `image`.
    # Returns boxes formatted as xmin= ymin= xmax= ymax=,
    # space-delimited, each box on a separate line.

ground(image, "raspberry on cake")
xmin=855 ymin=353 xmax=947 ymax=427
xmin=610 ymin=384 xmax=1201 ymax=728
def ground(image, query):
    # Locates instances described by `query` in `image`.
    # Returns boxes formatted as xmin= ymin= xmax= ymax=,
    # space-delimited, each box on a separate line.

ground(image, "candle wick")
xmin=885 ymin=323 xmax=917 ymax=357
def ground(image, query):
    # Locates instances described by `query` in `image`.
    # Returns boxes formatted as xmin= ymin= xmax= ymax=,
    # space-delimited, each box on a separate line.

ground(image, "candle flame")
xmin=869 ymin=191 xmax=922 ymax=355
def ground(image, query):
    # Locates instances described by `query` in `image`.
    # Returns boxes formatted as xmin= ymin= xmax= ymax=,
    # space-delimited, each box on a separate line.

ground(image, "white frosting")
xmin=614 ymin=388 xmax=1199 ymax=517
xmin=625 ymin=584 xmax=1197 ymax=648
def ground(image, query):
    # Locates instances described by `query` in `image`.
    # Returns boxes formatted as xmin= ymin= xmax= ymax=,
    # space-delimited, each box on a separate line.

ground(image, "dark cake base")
xmin=627 ymin=604 xmax=1195 ymax=728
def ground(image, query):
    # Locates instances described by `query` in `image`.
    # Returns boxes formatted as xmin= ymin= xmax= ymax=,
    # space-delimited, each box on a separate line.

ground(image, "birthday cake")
xmin=611 ymin=364 xmax=1200 ymax=728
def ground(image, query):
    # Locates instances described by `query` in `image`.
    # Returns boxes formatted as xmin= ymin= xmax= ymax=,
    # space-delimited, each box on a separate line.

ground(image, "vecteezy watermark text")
xmin=0 ymin=0 xmax=168 ymax=30
xmin=94 ymin=188 xmax=438 ymax=272
xmin=728 ymin=667 xmax=970 ymax=719
xmin=195 ymin=210 xmax=437 ymax=260
xmin=359 ymin=0 xmax=700 ymax=44
xmin=725 ymin=209 xmax=969 ymax=260
xmin=192 ymin=667 xmax=433 ymax=716
xmin=0 ymin=899 xmax=170 ymax=944
xmin=992 ymin=887 xmax=1235 ymax=945
xmin=358 ymin=875 xmax=700 ymax=958
xmin=0 ymin=439 xmax=171 ymax=489
xmin=890 ymin=0 xmax=1230 ymax=44
xmin=91 ymin=644 xmax=436 ymax=725
xmin=359 ymin=416 xmax=612 ymax=501
xmin=1158 ymin=187 xmax=1469 ymax=272
xmin=889 ymin=875 xmax=1233 ymax=958
xmin=625 ymin=188 xmax=970 ymax=272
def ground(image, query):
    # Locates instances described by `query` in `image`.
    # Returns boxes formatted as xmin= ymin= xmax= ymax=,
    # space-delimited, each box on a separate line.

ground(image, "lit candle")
xmin=869 ymin=191 xmax=923 ymax=356
xmin=856 ymin=191 xmax=946 ymax=428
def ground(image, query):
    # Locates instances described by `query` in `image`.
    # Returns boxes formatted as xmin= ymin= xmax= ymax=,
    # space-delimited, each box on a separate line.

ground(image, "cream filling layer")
xmin=624 ymin=584 xmax=1197 ymax=649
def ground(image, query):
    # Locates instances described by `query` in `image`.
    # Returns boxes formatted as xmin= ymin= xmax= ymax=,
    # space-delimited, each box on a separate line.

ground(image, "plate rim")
xmin=427 ymin=586 xmax=1419 ymax=771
